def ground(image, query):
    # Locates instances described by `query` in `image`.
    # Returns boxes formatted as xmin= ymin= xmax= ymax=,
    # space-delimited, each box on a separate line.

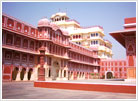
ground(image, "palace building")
xmin=2 ymin=12 xmax=136 ymax=82
xmin=51 ymin=12 xmax=113 ymax=59
xmin=2 ymin=13 xmax=100 ymax=81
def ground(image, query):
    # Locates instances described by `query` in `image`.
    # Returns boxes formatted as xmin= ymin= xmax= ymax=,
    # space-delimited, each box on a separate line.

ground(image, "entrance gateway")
xmin=106 ymin=72 xmax=113 ymax=79
xmin=105 ymin=71 xmax=114 ymax=79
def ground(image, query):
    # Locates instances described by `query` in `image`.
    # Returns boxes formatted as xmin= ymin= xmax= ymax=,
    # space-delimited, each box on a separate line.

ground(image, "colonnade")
xmin=12 ymin=67 xmax=34 ymax=81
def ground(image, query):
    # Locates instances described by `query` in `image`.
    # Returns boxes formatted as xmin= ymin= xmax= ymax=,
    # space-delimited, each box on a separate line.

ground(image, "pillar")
xmin=46 ymin=68 xmax=49 ymax=78
xmin=16 ymin=68 xmax=21 ymax=81
xmin=23 ymin=68 xmax=29 ymax=81
xmin=30 ymin=69 xmax=34 ymax=81
xmin=21 ymin=37 xmax=23 ymax=48
xmin=62 ymin=69 xmax=64 ymax=78
xmin=58 ymin=69 xmax=61 ymax=78
xmin=66 ymin=70 xmax=68 ymax=78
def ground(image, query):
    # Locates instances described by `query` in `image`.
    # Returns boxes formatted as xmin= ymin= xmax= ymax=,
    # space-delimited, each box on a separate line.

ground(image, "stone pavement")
xmin=2 ymin=81 xmax=136 ymax=99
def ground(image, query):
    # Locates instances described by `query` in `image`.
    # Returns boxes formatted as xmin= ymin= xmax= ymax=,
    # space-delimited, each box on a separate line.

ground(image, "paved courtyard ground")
xmin=2 ymin=80 xmax=136 ymax=99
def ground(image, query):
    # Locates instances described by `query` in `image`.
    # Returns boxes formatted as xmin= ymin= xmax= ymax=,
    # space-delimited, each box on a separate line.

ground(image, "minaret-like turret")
xmin=50 ymin=12 xmax=69 ymax=22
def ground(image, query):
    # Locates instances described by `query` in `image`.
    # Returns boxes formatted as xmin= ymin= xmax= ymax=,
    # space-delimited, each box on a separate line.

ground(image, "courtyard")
xmin=2 ymin=80 xmax=136 ymax=99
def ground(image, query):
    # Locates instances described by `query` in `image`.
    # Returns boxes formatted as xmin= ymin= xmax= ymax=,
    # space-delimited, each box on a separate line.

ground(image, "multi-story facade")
xmin=2 ymin=12 xmax=136 ymax=82
xmin=2 ymin=13 xmax=100 ymax=81
xmin=50 ymin=12 xmax=113 ymax=59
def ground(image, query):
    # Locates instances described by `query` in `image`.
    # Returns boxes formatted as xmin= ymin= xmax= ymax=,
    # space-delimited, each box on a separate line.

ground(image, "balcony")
xmin=71 ymin=38 xmax=83 ymax=42
xmin=2 ymin=44 xmax=39 ymax=55
xmin=98 ymin=46 xmax=106 ymax=51
xmin=89 ymin=36 xmax=104 ymax=41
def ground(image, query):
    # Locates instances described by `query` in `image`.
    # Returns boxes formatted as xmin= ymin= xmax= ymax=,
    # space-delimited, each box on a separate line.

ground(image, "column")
xmin=66 ymin=70 xmax=68 ymax=78
xmin=34 ymin=41 xmax=36 ymax=51
xmin=23 ymin=68 xmax=29 ymax=81
xmin=21 ymin=37 xmax=23 ymax=48
xmin=30 ymin=69 xmax=34 ymax=81
xmin=62 ymin=69 xmax=64 ymax=78
xmin=46 ymin=68 xmax=49 ymax=77
xmin=28 ymin=39 xmax=30 ymax=49
xmin=12 ymin=33 xmax=14 ymax=45
xmin=58 ymin=69 xmax=61 ymax=78
xmin=16 ymin=68 xmax=21 ymax=81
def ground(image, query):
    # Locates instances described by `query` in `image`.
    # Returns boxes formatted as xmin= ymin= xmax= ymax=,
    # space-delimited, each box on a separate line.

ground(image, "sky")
xmin=2 ymin=2 xmax=136 ymax=59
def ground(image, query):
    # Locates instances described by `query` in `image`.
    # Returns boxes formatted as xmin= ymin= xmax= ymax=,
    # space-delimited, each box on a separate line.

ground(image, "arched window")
xmin=29 ymin=55 xmax=34 ymax=62
xmin=96 ymin=33 xmax=98 ymax=36
xmin=93 ymin=41 xmax=95 ymax=44
xmin=30 ymin=41 xmax=34 ymax=50
xmin=23 ymin=39 xmax=28 ymax=48
xmin=5 ymin=51 xmax=12 ymax=60
xmin=14 ymin=52 xmax=20 ymax=60
xmin=79 ymin=35 xmax=81 ymax=38
xmin=96 ymin=40 xmax=98 ymax=44
xmin=22 ymin=54 xmax=27 ymax=62
xmin=15 ymin=36 xmax=21 ymax=46
xmin=76 ymin=35 xmax=78 ymax=39
xmin=6 ymin=34 xmax=13 ymax=45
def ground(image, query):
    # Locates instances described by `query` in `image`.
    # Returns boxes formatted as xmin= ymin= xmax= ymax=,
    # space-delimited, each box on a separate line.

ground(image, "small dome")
xmin=38 ymin=18 xmax=50 ymax=27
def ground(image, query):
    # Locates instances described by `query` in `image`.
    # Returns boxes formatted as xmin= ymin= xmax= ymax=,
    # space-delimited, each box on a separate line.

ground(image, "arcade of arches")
xmin=12 ymin=67 xmax=33 ymax=81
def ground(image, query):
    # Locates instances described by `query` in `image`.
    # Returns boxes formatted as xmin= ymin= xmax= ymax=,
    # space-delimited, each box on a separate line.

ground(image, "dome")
xmin=38 ymin=18 xmax=50 ymax=27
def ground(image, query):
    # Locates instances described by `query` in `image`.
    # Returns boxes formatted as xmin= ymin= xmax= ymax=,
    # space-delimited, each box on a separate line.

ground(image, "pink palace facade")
xmin=2 ymin=13 xmax=100 ymax=81
xmin=2 ymin=13 xmax=136 ymax=81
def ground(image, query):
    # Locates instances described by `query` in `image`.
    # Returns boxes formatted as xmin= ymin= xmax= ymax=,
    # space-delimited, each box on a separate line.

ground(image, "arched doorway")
xmin=52 ymin=61 xmax=60 ymax=80
xmin=28 ymin=68 xmax=33 ymax=80
xmin=20 ymin=68 xmax=26 ymax=80
xmin=106 ymin=72 xmax=113 ymax=79
xmin=12 ymin=67 xmax=19 ymax=80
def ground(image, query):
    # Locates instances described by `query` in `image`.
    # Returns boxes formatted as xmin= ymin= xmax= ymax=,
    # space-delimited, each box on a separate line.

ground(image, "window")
xmin=30 ymin=41 xmax=34 ymax=49
xmin=91 ymin=34 xmax=93 ymax=37
xmin=29 ymin=55 xmax=34 ymax=62
xmin=22 ymin=54 xmax=27 ymax=62
xmin=96 ymin=40 xmax=98 ymax=44
xmin=96 ymin=33 xmax=98 ymax=36
xmin=93 ymin=41 xmax=95 ymax=44
xmin=16 ymin=37 xmax=21 ymax=46
xmin=6 ymin=34 xmax=13 ymax=45
xmin=14 ymin=53 xmax=20 ymax=60
xmin=5 ymin=51 xmax=12 ymax=60
xmin=18 ymin=27 xmax=20 ymax=30
xmin=23 ymin=39 xmax=28 ymax=48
